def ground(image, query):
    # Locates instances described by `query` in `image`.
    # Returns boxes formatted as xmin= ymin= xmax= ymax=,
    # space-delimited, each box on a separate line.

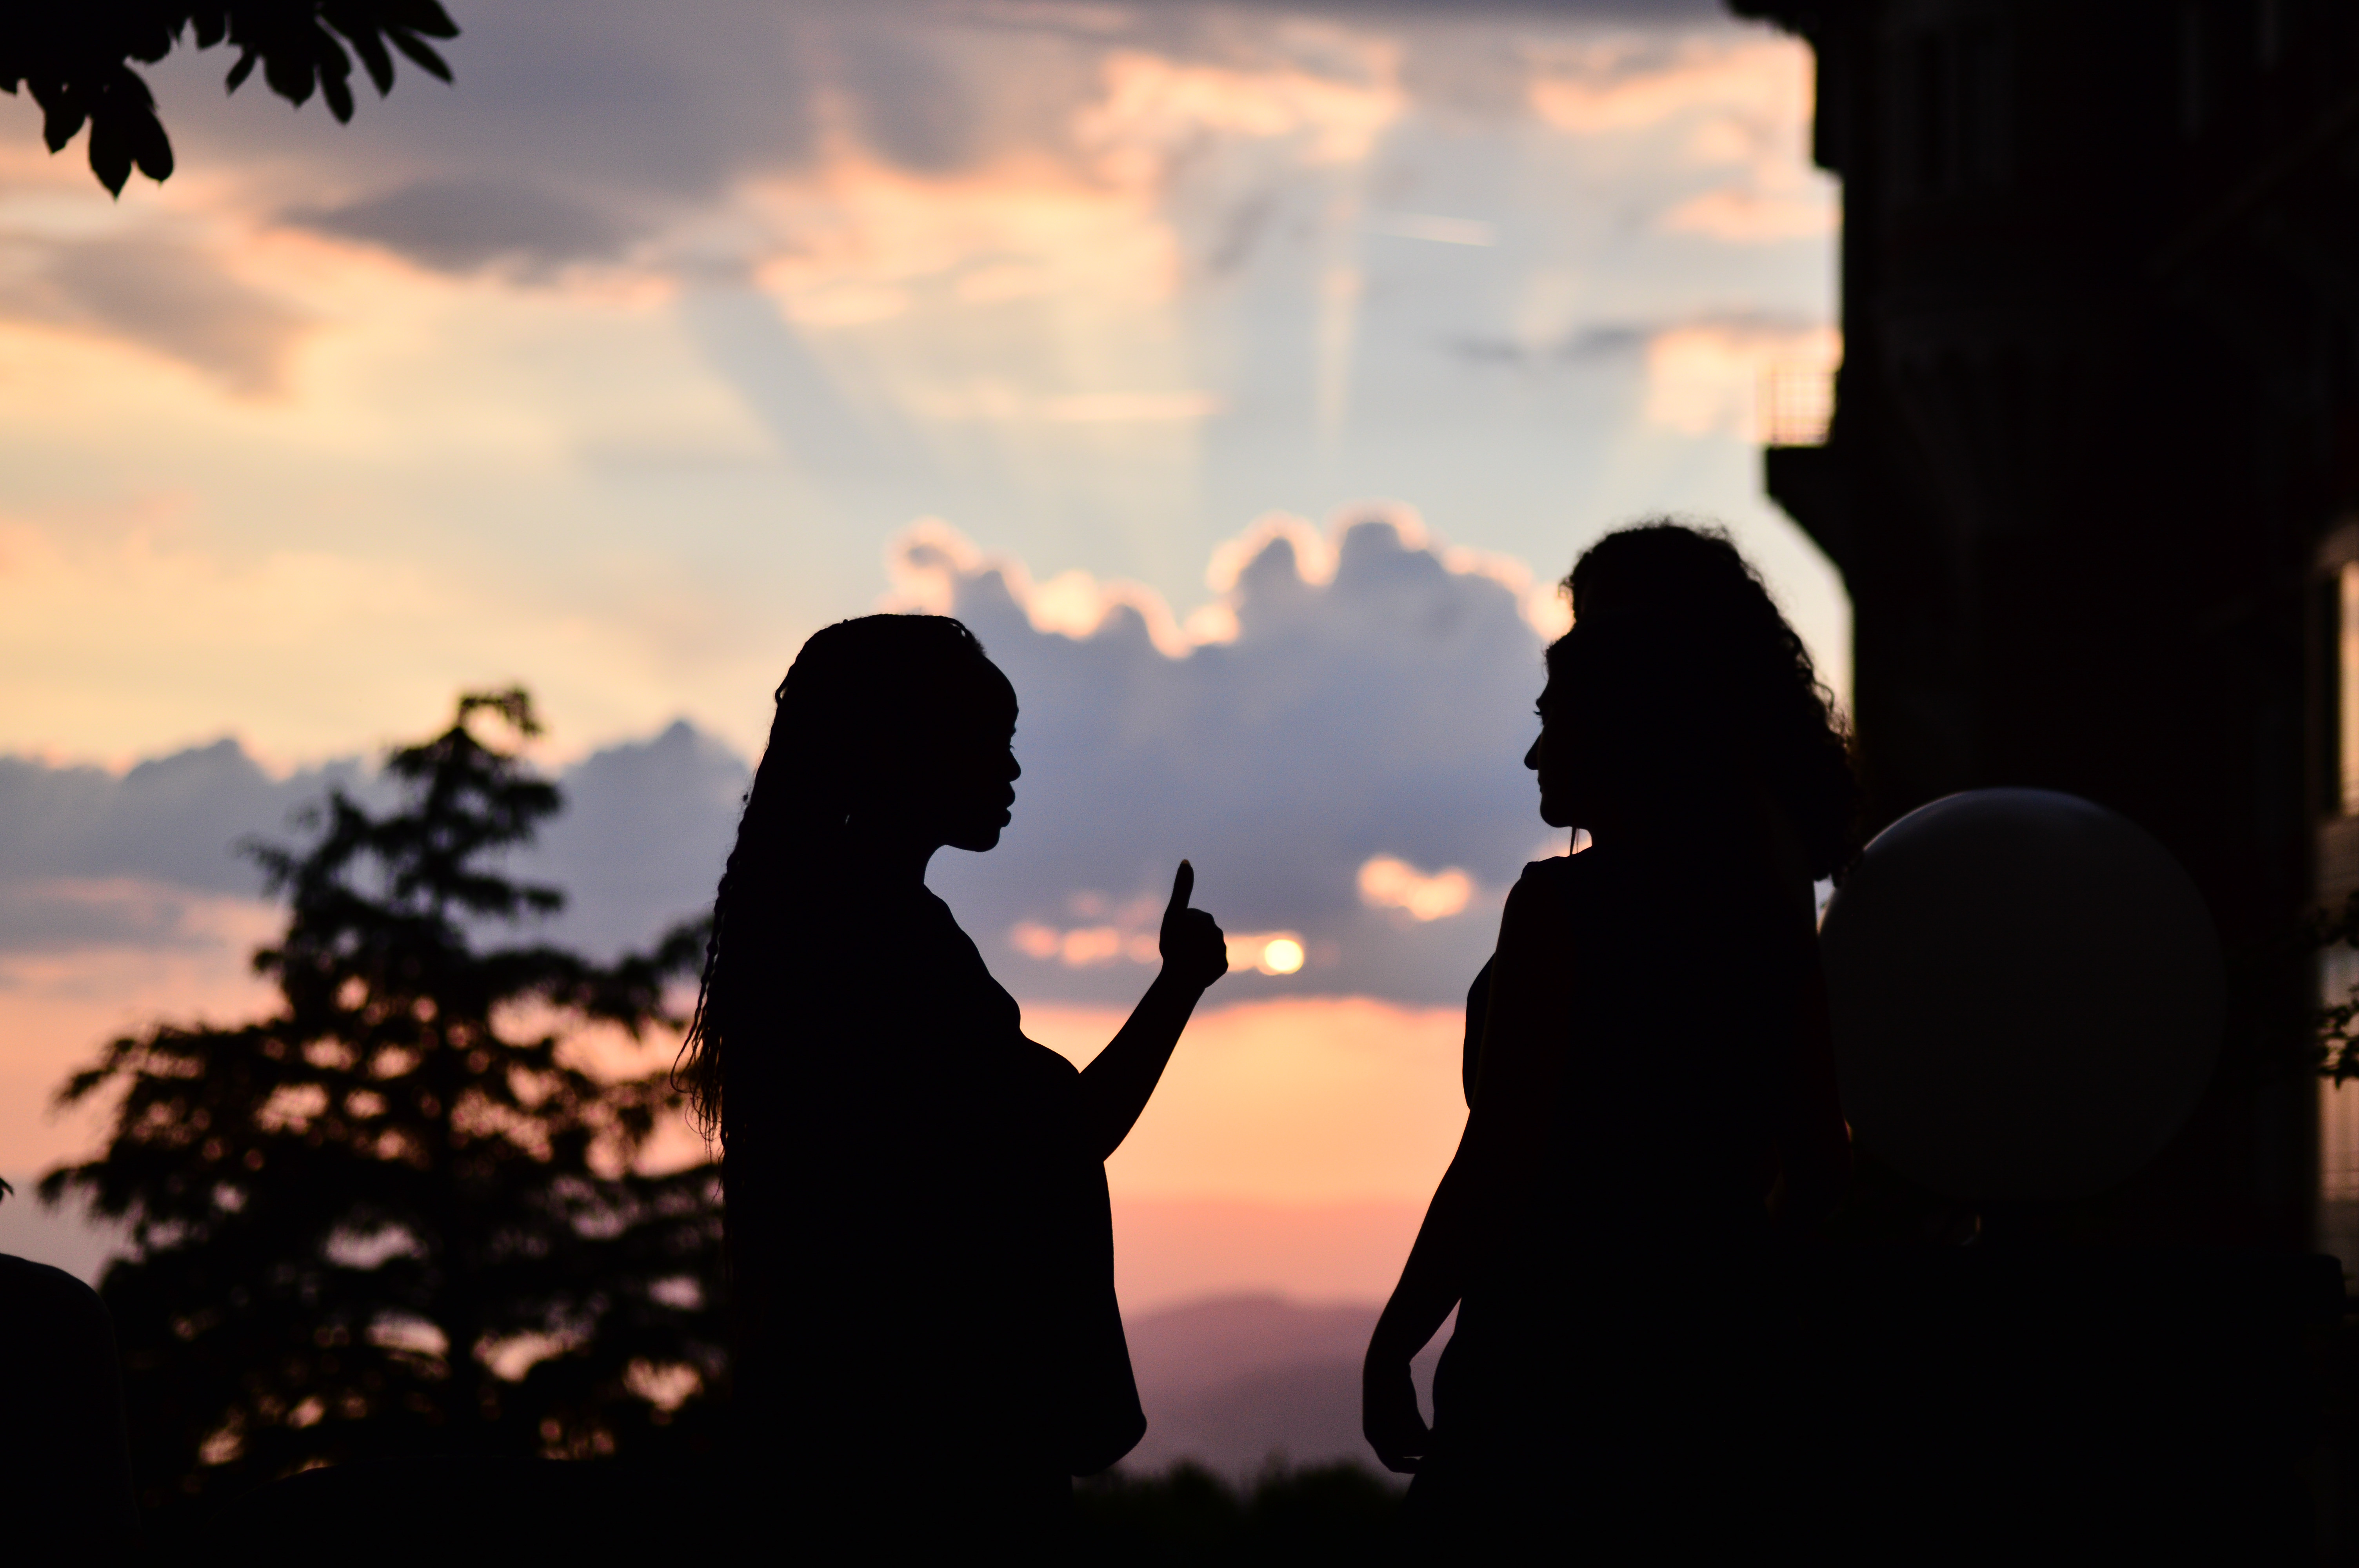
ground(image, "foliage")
xmin=1 ymin=2 xmax=458 ymax=195
xmin=40 ymin=690 xmax=723 ymax=1522
xmin=1073 ymin=1461 xmax=1400 ymax=1566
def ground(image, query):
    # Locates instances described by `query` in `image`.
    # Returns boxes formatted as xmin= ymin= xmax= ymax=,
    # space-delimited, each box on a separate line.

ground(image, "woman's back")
xmin=1452 ymin=838 xmax=1802 ymax=1360
xmin=1422 ymin=840 xmax=1810 ymax=1553
xmin=1534 ymin=838 xmax=1801 ymax=1256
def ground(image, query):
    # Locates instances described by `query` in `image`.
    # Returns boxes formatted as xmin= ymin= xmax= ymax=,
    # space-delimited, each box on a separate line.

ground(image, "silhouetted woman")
xmin=680 ymin=614 xmax=1227 ymax=1551
xmin=1363 ymin=524 xmax=1854 ymax=1552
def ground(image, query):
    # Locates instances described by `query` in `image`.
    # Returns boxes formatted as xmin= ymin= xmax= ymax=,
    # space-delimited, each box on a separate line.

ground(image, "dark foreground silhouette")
xmin=174 ymin=1452 xmax=1396 ymax=1564
xmin=0 ymin=1244 xmax=138 ymax=1555
xmin=1372 ymin=525 xmax=2343 ymax=1559
xmin=1073 ymin=1460 xmax=1396 ymax=1566
xmin=1365 ymin=526 xmax=1865 ymax=1550
xmin=675 ymin=613 xmax=1228 ymax=1550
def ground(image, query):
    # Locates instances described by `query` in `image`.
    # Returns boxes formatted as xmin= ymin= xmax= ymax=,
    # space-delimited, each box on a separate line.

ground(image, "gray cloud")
xmin=528 ymin=721 xmax=749 ymax=958
xmin=0 ymin=741 xmax=362 ymax=894
xmin=0 ymin=880 xmax=234 ymax=955
xmin=837 ymin=23 xmax=981 ymax=175
xmin=1447 ymin=321 xmax=1653 ymax=367
xmin=147 ymin=4 xmax=821 ymax=207
xmin=0 ymin=729 xmax=742 ymax=966
xmin=927 ymin=516 xmax=1553 ymax=1007
xmin=0 ymin=238 xmax=310 ymax=395
xmin=0 ymin=740 xmax=360 ymax=956
xmin=0 ymin=521 xmax=1555 ymax=1008
xmin=1212 ymin=0 xmax=1725 ymax=15
xmin=134 ymin=0 xmax=1738 ymax=280
xmin=287 ymin=180 xmax=637 ymax=275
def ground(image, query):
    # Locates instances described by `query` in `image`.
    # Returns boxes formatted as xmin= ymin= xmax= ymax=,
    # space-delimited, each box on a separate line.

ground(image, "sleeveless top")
xmin=1437 ymin=841 xmax=1802 ymax=1442
xmin=723 ymin=881 xmax=1144 ymax=1483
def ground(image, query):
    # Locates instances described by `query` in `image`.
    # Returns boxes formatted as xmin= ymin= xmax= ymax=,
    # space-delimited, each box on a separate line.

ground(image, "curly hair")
xmin=1555 ymin=521 xmax=1859 ymax=878
xmin=675 ymin=614 xmax=1007 ymax=1138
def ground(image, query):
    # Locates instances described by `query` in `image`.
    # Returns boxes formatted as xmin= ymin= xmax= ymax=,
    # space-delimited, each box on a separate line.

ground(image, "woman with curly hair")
xmin=678 ymin=614 xmax=1228 ymax=1551
xmin=1362 ymin=523 xmax=1855 ymax=1552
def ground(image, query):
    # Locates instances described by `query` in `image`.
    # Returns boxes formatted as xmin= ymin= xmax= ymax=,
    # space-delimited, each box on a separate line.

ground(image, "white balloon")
xmin=1819 ymin=788 xmax=2223 ymax=1201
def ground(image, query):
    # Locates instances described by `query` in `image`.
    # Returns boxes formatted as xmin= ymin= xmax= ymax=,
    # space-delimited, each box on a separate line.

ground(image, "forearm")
xmin=1369 ymin=877 xmax=1563 ymax=1364
xmin=1074 ymin=970 xmax=1205 ymax=1161
xmin=1368 ymin=1159 xmax=1485 ymax=1366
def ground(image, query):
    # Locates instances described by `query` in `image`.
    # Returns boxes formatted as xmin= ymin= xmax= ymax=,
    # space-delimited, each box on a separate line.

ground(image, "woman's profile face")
xmin=1524 ymin=683 xmax=1583 ymax=831
xmin=920 ymin=670 xmax=1021 ymax=855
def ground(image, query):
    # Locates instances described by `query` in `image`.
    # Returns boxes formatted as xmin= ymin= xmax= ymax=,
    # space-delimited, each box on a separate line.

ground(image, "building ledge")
xmin=1765 ymin=442 xmax=1850 ymax=573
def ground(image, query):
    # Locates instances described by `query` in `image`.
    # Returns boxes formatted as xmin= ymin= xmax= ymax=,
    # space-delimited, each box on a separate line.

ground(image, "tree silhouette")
xmin=2 ymin=2 xmax=459 ymax=195
xmin=40 ymin=690 xmax=723 ymax=1522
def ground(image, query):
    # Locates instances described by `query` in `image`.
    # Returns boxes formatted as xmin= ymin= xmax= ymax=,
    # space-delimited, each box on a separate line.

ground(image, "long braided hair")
xmin=676 ymin=613 xmax=1003 ymax=1140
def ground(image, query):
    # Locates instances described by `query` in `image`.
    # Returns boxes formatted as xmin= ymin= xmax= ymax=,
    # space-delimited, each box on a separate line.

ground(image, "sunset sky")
xmin=0 ymin=0 xmax=1841 ymax=1307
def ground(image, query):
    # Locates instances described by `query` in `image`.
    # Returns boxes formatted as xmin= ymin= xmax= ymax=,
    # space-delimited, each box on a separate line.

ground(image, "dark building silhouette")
xmin=1737 ymin=0 xmax=2359 ymax=1248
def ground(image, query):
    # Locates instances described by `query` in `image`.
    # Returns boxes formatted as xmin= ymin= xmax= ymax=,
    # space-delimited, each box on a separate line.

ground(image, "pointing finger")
xmin=1167 ymin=859 xmax=1194 ymax=919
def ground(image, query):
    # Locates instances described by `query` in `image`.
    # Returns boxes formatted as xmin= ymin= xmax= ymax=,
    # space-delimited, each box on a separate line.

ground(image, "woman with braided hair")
xmin=679 ymin=614 xmax=1228 ymax=1551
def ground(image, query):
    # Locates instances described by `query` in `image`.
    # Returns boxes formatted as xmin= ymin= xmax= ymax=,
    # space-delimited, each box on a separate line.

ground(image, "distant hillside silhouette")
xmin=1121 ymin=1295 xmax=1447 ymax=1481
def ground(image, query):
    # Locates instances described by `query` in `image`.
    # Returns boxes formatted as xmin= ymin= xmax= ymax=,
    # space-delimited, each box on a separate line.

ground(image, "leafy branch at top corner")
xmin=0 ymin=2 xmax=460 ymax=198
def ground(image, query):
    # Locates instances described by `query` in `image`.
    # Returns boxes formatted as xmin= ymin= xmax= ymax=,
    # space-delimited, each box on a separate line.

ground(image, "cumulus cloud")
xmin=528 ymin=721 xmax=749 ymax=957
xmin=0 ymin=740 xmax=362 ymax=896
xmin=0 ymin=724 xmax=744 ymax=964
xmin=1 ymin=515 xmax=1563 ymax=1009
xmin=910 ymin=510 xmax=1561 ymax=1007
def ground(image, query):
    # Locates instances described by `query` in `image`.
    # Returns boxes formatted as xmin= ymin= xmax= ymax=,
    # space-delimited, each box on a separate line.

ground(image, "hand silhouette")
xmin=1160 ymin=860 xmax=1228 ymax=993
xmin=1363 ymin=1355 xmax=1429 ymax=1473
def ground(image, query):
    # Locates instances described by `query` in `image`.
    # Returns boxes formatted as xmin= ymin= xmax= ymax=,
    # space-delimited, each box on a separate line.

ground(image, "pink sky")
xmin=0 ymin=1 xmax=1841 ymax=1306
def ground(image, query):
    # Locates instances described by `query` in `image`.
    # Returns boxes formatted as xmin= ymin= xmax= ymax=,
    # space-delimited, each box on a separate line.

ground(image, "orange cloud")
xmin=1528 ymin=33 xmax=1833 ymax=247
xmin=1643 ymin=321 xmax=1841 ymax=441
xmin=750 ymin=151 xmax=1179 ymax=316
xmin=1526 ymin=35 xmax=1798 ymax=137
xmin=1075 ymin=42 xmax=1406 ymax=180
xmin=1358 ymin=856 xmax=1475 ymax=922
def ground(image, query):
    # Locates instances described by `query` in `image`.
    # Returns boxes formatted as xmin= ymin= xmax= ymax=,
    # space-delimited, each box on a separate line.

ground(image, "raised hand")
xmin=1159 ymin=860 xmax=1228 ymax=993
xmin=1074 ymin=860 xmax=1228 ymax=1161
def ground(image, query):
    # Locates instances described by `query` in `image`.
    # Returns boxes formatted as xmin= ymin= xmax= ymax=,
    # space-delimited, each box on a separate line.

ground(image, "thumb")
xmin=1165 ymin=859 xmax=1195 ymax=922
